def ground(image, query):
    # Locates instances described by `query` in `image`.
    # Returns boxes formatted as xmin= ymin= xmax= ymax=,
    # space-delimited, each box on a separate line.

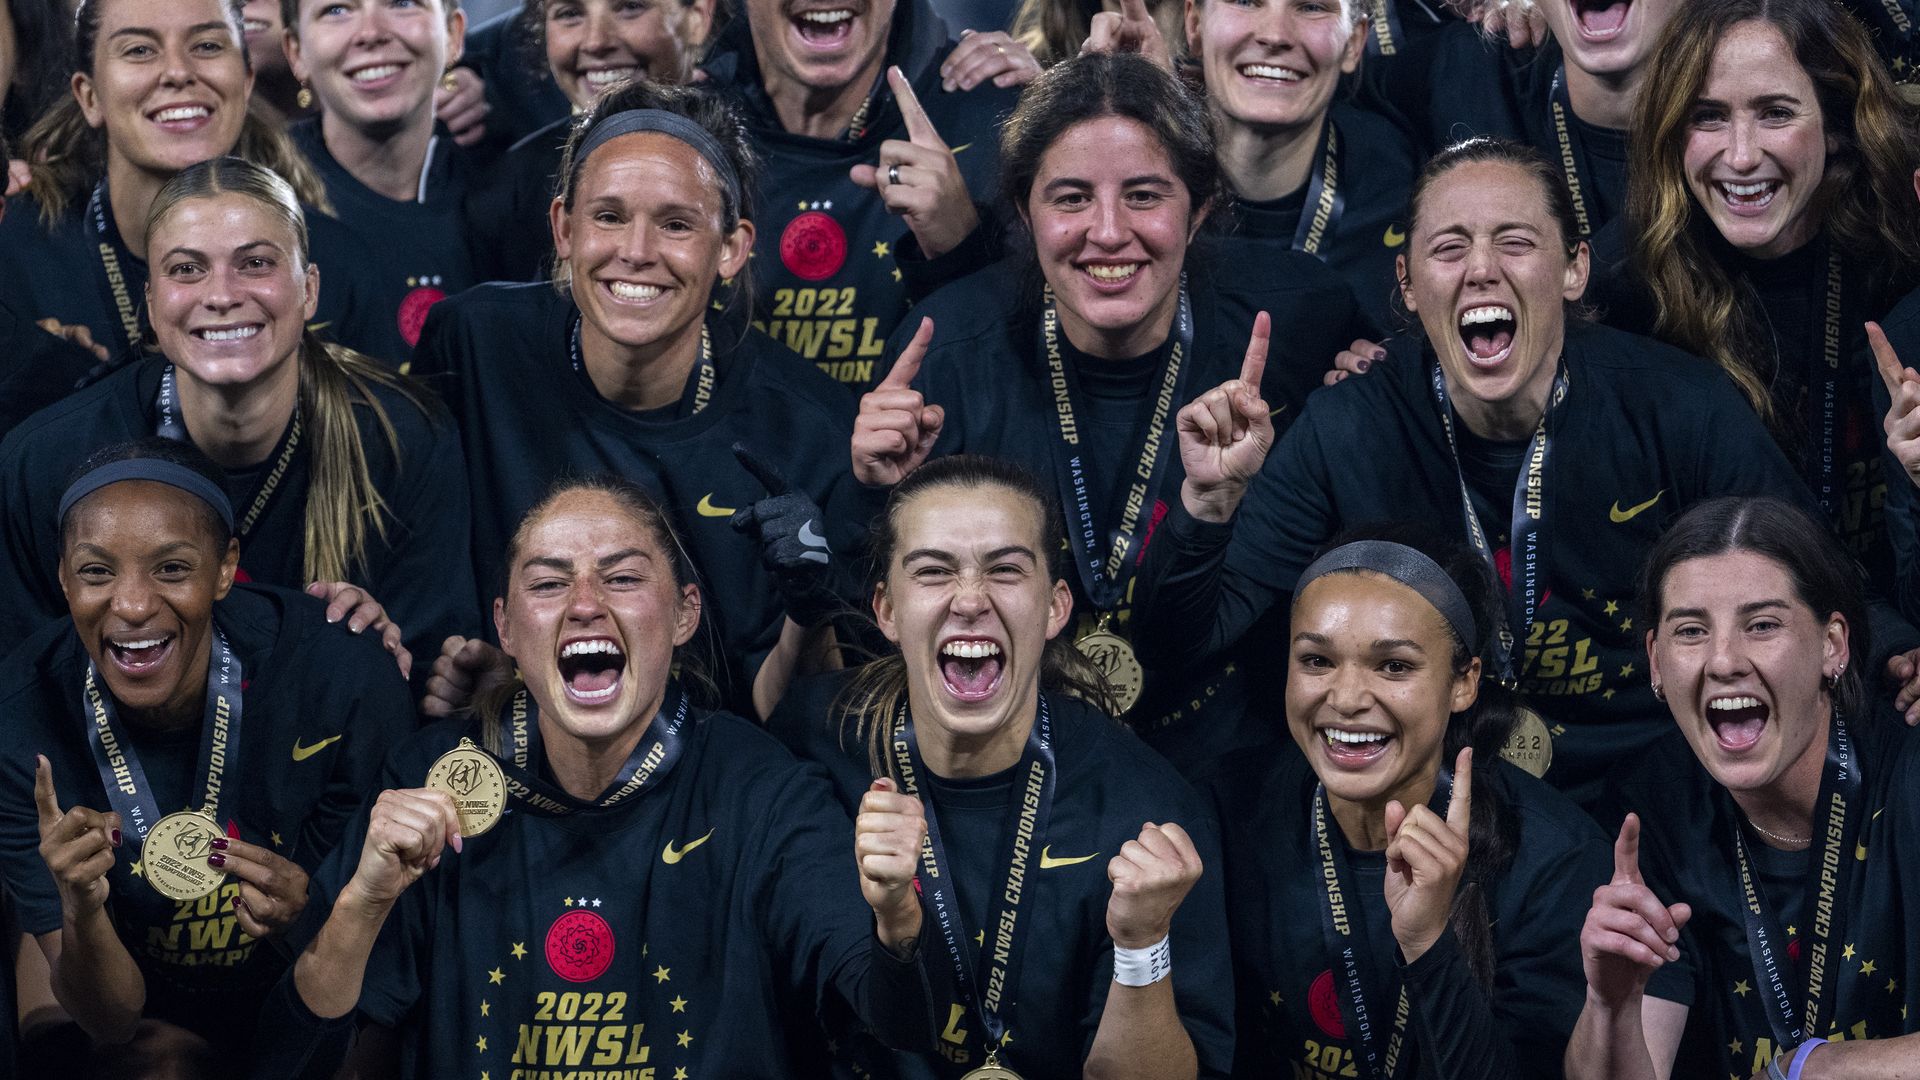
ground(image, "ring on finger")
xmin=994 ymin=42 xmax=1007 ymax=55
xmin=888 ymin=163 xmax=902 ymax=186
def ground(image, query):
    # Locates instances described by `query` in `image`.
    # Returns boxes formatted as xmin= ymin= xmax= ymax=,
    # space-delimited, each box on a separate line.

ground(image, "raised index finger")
xmin=731 ymin=442 xmax=791 ymax=496
xmin=887 ymin=67 xmax=945 ymax=150
xmin=1867 ymin=321 xmax=1913 ymax=399
xmin=34 ymin=756 xmax=61 ymax=828
xmin=1240 ymin=311 xmax=1270 ymax=389
xmin=1613 ymin=813 xmax=1645 ymax=886
xmin=1120 ymin=0 xmax=1152 ymax=25
xmin=878 ymin=317 xmax=935 ymax=391
xmin=1445 ymin=746 xmax=1473 ymax=829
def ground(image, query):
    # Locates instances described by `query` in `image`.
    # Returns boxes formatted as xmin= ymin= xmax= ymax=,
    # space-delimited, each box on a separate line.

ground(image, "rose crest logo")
xmin=545 ymin=909 xmax=616 ymax=983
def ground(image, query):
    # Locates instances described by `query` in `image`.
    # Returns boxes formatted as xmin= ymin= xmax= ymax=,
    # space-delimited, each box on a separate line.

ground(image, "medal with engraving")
xmin=1499 ymin=706 xmax=1554 ymax=779
xmin=142 ymin=810 xmax=228 ymax=901
xmin=1075 ymin=616 xmax=1145 ymax=715
xmin=425 ymin=739 xmax=508 ymax=837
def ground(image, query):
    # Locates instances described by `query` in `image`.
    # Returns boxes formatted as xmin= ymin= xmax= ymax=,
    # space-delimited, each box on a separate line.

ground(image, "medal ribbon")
xmin=1549 ymin=69 xmax=1596 ymax=240
xmin=891 ymin=697 xmax=1056 ymax=1057
xmin=155 ymin=365 xmax=303 ymax=539
xmin=87 ymin=184 xmax=144 ymax=352
xmin=1365 ymin=0 xmax=1404 ymax=55
xmin=570 ymin=315 xmax=716 ymax=416
xmin=1293 ymin=123 xmax=1345 ymax=259
xmin=1807 ymin=250 xmax=1846 ymax=522
xmin=491 ymin=685 xmax=690 ymax=816
xmin=82 ymin=629 xmax=244 ymax=845
xmin=1429 ymin=360 xmax=1567 ymax=685
xmin=1729 ymin=706 xmax=1862 ymax=1047
xmin=1039 ymin=279 xmax=1195 ymax=611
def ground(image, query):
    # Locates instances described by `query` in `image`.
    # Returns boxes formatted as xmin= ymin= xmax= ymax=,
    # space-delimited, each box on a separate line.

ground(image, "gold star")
xmin=488 ymin=967 xmax=505 ymax=985
xmin=974 ymin=930 xmax=985 ymax=947
xmin=797 ymin=200 xmax=808 ymax=210
xmin=480 ymin=1000 xmax=490 ymax=1016
xmin=1000 ymin=1031 xmax=1013 ymax=1046
xmin=677 ymin=1030 xmax=693 ymax=1048
xmin=891 ymin=268 xmax=902 ymax=282
xmin=130 ymin=861 xmax=143 ymax=877
xmin=872 ymin=241 xmax=891 ymax=258
xmin=563 ymin=896 xmax=574 ymax=907
xmin=1602 ymin=689 xmax=1616 ymax=701
xmin=654 ymin=966 xmax=671 ymax=984
xmin=674 ymin=1071 xmax=689 ymax=1080
xmin=271 ymin=831 xmax=284 ymax=847
xmin=1269 ymin=991 xmax=1282 ymax=1006
xmin=671 ymin=996 xmax=688 ymax=1013
xmin=482 ymin=1073 xmax=490 ymax=1080
xmin=1728 ymin=1039 xmax=1743 ymax=1057
xmin=510 ymin=942 xmax=527 ymax=960
xmin=1733 ymin=979 xmax=1752 ymax=997
xmin=1862 ymin=959 xmax=1878 ymax=976
xmin=1603 ymin=600 xmax=1619 ymax=616
xmin=1619 ymin=663 xmax=1635 ymax=678
xmin=476 ymin=1036 xmax=489 ymax=1053
xmin=1620 ymin=618 xmax=1633 ymax=631
xmin=1844 ymin=944 xmax=1857 ymax=960
xmin=1787 ymin=925 xmax=1797 ymax=936
xmin=1582 ymin=588 xmax=1596 ymax=600
xmin=1889 ymin=978 xmax=1900 ymax=994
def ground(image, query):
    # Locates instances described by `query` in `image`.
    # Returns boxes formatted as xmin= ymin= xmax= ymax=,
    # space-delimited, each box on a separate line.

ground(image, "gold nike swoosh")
xmin=1382 ymin=224 xmax=1407 ymax=248
xmin=1609 ymin=490 xmax=1665 ymax=524
xmin=949 ymin=142 xmax=972 ymax=155
xmin=695 ymin=494 xmax=736 ymax=518
xmin=662 ymin=828 xmax=715 ymax=864
xmin=291 ymin=734 xmax=343 ymax=762
xmin=1268 ymin=403 xmax=1289 ymax=419
xmin=1038 ymin=845 xmax=1099 ymax=869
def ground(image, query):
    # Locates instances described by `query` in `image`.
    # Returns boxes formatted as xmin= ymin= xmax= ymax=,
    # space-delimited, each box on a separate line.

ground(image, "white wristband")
xmin=1112 ymin=935 xmax=1172 ymax=987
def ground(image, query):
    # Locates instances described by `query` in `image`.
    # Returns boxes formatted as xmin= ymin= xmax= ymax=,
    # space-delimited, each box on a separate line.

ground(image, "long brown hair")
xmin=146 ymin=157 xmax=431 ymax=584
xmin=21 ymin=0 xmax=330 ymax=224
xmin=1626 ymin=0 xmax=1920 ymax=425
xmin=836 ymin=455 xmax=1117 ymax=778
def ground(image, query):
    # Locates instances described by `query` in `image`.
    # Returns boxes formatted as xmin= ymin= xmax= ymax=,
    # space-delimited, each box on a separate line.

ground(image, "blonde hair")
xmin=147 ymin=158 xmax=432 ymax=584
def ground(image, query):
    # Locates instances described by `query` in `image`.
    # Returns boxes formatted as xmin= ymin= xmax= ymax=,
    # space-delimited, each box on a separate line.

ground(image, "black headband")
xmin=58 ymin=459 xmax=235 ymax=533
xmin=1298 ymin=540 xmax=1478 ymax=649
xmin=574 ymin=109 xmax=742 ymax=216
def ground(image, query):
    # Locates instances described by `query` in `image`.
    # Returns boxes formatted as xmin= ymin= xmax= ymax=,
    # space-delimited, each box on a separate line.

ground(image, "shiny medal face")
xmin=426 ymin=739 xmax=507 ymax=837
xmin=1499 ymin=706 xmax=1554 ymax=778
xmin=1075 ymin=627 xmax=1144 ymax=714
xmin=141 ymin=811 xmax=227 ymax=901
xmin=959 ymin=1064 xmax=1023 ymax=1080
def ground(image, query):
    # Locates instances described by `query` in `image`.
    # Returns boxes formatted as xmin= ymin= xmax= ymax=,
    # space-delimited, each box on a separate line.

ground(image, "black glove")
xmin=729 ymin=443 xmax=846 ymax=628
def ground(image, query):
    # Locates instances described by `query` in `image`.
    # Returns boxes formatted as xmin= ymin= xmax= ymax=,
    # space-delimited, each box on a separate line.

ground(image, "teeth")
xmin=153 ymin=106 xmax=210 ymax=123
xmin=561 ymin=639 xmax=624 ymax=658
xmin=1722 ymin=181 xmax=1774 ymax=197
xmin=798 ymin=9 xmax=854 ymax=23
xmin=116 ymin=638 xmax=168 ymax=650
xmin=1459 ymin=305 xmax=1514 ymax=326
xmin=1240 ymin=64 xmax=1301 ymax=81
xmin=1323 ymin=729 xmax=1389 ymax=745
xmin=610 ymin=282 xmax=663 ymax=301
xmin=941 ymin=641 xmax=1001 ymax=659
xmin=570 ymin=683 xmax=619 ymax=701
xmin=583 ymin=68 xmax=638 ymax=87
xmin=196 ymin=326 xmax=260 ymax=342
xmin=243 ymin=18 xmax=270 ymax=32
xmin=350 ymin=64 xmax=402 ymax=83
xmin=1709 ymin=696 xmax=1763 ymax=711
xmin=1085 ymin=263 xmax=1140 ymax=282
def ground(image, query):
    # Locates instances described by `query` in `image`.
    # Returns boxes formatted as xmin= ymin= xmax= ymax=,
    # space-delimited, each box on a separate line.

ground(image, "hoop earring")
xmin=296 ymin=85 xmax=313 ymax=110
xmin=441 ymin=69 xmax=460 ymax=93
xmin=1651 ymin=683 xmax=1665 ymax=702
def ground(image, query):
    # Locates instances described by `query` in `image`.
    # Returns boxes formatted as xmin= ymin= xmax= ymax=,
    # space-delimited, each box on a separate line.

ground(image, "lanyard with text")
xmin=569 ymin=314 xmax=716 ymax=416
xmin=1548 ymin=69 xmax=1596 ymax=240
xmin=1730 ymin=706 xmax=1862 ymax=1047
xmin=1039 ymin=280 xmax=1195 ymax=611
xmin=82 ymin=628 xmax=243 ymax=846
xmin=155 ymin=365 xmax=303 ymax=539
xmin=87 ymin=183 xmax=144 ymax=352
xmin=1293 ymin=122 xmax=1346 ymax=260
xmin=1430 ymin=361 xmax=1567 ymax=685
xmin=1311 ymin=778 xmax=1455 ymax=1080
xmin=1806 ymin=250 xmax=1847 ymax=522
xmin=892 ymin=697 xmax=1055 ymax=1066
xmin=491 ymin=685 xmax=690 ymax=816
xmin=1365 ymin=0 xmax=1405 ymax=55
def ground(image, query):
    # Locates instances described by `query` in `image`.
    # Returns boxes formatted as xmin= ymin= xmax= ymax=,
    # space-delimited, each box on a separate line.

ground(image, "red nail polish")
xmin=210 ymin=837 xmax=229 ymax=850
xmin=208 ymin=852 xmax=226 ymax=869
xmin=110 ymin=829 xmax=122 ymax=847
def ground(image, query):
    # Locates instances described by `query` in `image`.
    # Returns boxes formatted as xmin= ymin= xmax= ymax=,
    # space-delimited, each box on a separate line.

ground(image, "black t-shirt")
xmin=1205 ymin=746 xmax=1641 ymax=1079
xmin=0 ymin=296 xmax=105 ymax=443
xmin=0 ymin=585 xmax=409 ymax=1057
xmin=408 ymin=282 xmax=874 ymax=712
xmin=274 ymin=701 xmax=929 ymax=1079
xmin=0 ymin=354 xmax=481 ymax=672
xmin=1614 ymin=718 xmax=1920 ymax=1075
xmin=290 ymin=120 xmax=479 ymax=365
xmin=700 ymin=0 xmax=1020 ymax=391
xmin=1216 ymin=104 xmax=1416 ymax=332
xmin=463 ymin=116 xmax=570 ymax=285
xmin=880 ymin=249 xmax=1367 ymax=774
xmin=1133 ymin=323 xmax=1861 ymax=807
xmin=0 ymin=186 xmax=391 ymax=368
xmin=770 ymin=677 xmax=1236 ymax=1078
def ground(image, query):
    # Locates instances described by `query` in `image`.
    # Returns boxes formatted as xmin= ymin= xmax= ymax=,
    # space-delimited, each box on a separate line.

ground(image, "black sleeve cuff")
xmin=1161 ymin=495 xmax=1238 ymax=554
xmin=244 ymin=974 xmax=358 ymax=1080
xmin=864 ymin=916 xmax=939 ymax=1052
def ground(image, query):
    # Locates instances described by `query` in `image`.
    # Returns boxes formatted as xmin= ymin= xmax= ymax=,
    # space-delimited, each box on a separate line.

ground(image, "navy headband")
xmin=1298 ymin=540 xmax=1478 ymax=650
xmin=58 ymin=459 xmax=235 ymax=534
xmin=573 ymin=109 xmax=742 ymax=216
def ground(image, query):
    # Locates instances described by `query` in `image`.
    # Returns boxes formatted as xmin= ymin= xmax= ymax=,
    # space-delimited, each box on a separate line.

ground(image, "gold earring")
xmin=441 ymin=70 xmax=460 ymax=93
xmin=296 ymin=84 xmax=313 ymax=109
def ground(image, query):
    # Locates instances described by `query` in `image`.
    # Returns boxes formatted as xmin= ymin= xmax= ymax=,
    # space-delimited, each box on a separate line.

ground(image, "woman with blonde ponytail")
xmin=0 ymin=156 xmax=478 ymax=679
xmin=0 ymin=0 xmax=397 ymax=371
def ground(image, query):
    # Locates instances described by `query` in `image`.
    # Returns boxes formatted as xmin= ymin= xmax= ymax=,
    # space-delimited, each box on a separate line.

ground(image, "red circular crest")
xmin=779 ymin=211 xmax=847 ymax=282
xmin=397 ymin=286 xmax=447 ymax=347
xmin=545 ymin=910 xmax=615 ymax=983
xmin=1308 ymin=968 xmax=1346 ymax=1039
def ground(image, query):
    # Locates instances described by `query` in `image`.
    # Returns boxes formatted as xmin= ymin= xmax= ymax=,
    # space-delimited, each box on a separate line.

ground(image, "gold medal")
xmin=426 ymin=738 xmax=507 ymax=837
xmin=1500 ymin=706 xmax=1554 ymax=778
xmin=960 ymin=1051 xmax=1024 ymax=1080
xmin=141 ymin=811 xmax=227 ymax=901
xmin=1075 ymin=620 xmax=1143 ymax=715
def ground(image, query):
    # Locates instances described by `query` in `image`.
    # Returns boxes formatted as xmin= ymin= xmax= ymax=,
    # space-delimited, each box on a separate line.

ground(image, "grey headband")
xmin=574 ymin=109 xmax=742 ymax=216
xmin=58 ymin=459 xmax=235 ymax=534
xmin=1298 ymin=540 xmax=1478 ymax=649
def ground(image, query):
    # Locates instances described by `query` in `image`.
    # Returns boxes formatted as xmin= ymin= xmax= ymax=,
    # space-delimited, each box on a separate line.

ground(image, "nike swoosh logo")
xmin=696 ymin=494 xmax=736 ymax=517
xmin=1268 ymin=403 xmax=1289 ymax=419
xmin=1382 ymin=224 xmax=1407 ymax=248
xmin=291 ymin=734 xmax=343 ymax=762
xmin=662 ymin=828 xmax=715 ymax=864
xmin=949 ymin=143 xmax=972 ymax=155
xmin=1609 ymin=490 xmax=1665 ymax=523
xmin=1038 ymin=845 xmax=1099 ymax=869
xmin=797 ymin=521 xmax=830 ymax=564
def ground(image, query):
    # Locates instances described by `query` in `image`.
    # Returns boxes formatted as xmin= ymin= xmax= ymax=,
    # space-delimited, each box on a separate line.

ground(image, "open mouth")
xmin=1706 ymin=694 xmax=1769 ymax=752
xmin=789 ymin=7 xmax=858 ymax=49
xmin=107 ymin=633 xmax=176 ymax=676
xmin=1238 ymin=63 xmax=1304 ymax=84
xmin=558 ymin=637 xmax=625 ymax=705
xmin=193 ymin=324 xmax=263 ymax=343
xmin=149 ymin=104 xmax=212 ymax=130
xmin=1318 ymin=726 xmax=1392 ymax=768
xmin=242 ymin=17 xmax=272 ymax=35
xmin=581 ymin=66 xmax=641 ymax=93
xmin=606 ymin=281 xmax=665 ymax=305
xmin=938 ymin=638 xmax=1003 ymax=702
xmin=1458 ymin=304 xmax=1515 ymax=367
xmin=347 ymin=63 xmax=407 ymax=87
xmin=1717 ymin=180 xmax=1780 ymax=215
xmin=1570 ymin=0 xmax=1631 ymax=40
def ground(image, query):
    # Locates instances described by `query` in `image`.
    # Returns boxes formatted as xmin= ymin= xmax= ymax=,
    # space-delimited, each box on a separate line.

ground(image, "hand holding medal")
xmin=853 ymin=317 xmax=945 ymax=488
xmin=1382 ymin=747 xmax=1474 ymax=964
xmin=1579 ymin=813 xmax=1691 ymax=1010
xmin=34 ymin=756 xmax=119 ymax=921
xmin=1175 ymin=311 xmax=1274 ymax=524
xmin=346 ymin=787 xmax=466 ymax=908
